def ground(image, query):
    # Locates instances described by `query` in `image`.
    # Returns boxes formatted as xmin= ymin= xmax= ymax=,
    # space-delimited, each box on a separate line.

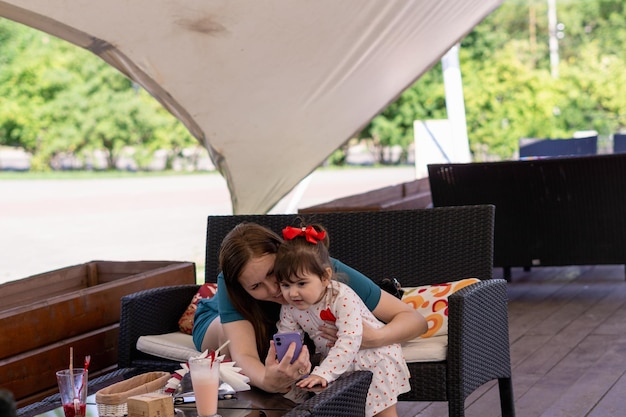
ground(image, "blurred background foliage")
xmin=1 ymin=0 xmax=625 ymax=170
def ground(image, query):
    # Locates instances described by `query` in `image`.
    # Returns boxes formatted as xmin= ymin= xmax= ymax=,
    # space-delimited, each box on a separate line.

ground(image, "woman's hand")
xmin=318 ymin=320 xmax=381 ymax=349
xmin=262 ymin=341 xmax=312 ymax=393
xmin=223 ymin=320 xmax=312 ymax=393
xmin=317 ymin=321 xmax=339 ymax=347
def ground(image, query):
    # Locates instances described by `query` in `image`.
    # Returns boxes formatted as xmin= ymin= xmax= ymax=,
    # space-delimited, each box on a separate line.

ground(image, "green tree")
xmin=357 ymin=67 xmax=447 ymax=164
xmin=358 ymin=0 xmax=626 ymax=161
xmin=0 ymin=18 xmax=197 ymax=171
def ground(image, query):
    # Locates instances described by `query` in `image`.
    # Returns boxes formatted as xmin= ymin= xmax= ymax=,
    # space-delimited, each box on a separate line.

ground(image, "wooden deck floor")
xmin=398 ymin=264 xmax=626 ymax=417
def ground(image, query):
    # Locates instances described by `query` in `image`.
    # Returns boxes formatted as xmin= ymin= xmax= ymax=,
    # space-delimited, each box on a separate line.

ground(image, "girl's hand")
xmin=296 ymin=374 xmax=328 ymax=390
xmin=263 ymin=341 xmax=311 ymax=392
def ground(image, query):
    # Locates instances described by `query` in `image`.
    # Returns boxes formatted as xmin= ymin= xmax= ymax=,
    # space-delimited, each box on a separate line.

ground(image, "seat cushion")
xmin=137 ymin=332 xmax=200 ymax=362
xmin=401 ymin=335 xmax=447 ymax=362
xmin=138 ymin=331 xmax=447 ymax=363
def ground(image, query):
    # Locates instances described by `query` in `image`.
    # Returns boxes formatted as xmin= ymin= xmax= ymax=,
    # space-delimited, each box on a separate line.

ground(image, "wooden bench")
xmin=428 ymin=153 xmax=626 ymax=280
xmin=0 ymin=260 xmax=195 ymax=407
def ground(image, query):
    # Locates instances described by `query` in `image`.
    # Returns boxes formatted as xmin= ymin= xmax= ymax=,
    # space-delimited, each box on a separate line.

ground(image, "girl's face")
xmin=279 ymin=267 xmax=332 ymax=310
xmin=238 ymin=253 xmax=287 ymax=304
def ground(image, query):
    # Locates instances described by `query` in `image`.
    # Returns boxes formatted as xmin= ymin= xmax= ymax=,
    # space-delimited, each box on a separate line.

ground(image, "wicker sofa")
xmin=118 ymin=206 xmax=514 ymax=417
xmin=428 ymin=153 xmax=626 ymax=280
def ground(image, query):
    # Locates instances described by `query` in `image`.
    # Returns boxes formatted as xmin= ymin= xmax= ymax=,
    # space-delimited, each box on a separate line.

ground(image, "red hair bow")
xmin=282 ymin=225 xmax=326 ymax=244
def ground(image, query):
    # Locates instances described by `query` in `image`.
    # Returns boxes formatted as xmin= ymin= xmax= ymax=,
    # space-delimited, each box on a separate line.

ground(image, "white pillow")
xmin=137 ymin=332 xmax=200 ymax=362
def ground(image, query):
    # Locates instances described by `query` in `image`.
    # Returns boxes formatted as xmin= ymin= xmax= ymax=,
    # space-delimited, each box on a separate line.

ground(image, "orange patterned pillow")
xmin=178 ymin=283 xmax=218 ymax=334
xmin=401 ymin=278 xmax=480 ymax=338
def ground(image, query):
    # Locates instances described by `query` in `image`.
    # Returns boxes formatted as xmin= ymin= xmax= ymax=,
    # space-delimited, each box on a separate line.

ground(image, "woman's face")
xmin=238 ymin=253 xmax=287 ymax=304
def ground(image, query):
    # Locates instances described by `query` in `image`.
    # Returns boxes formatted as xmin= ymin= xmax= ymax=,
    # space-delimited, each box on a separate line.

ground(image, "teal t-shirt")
xmin=192 ymin=258 xmax=381 ymax=350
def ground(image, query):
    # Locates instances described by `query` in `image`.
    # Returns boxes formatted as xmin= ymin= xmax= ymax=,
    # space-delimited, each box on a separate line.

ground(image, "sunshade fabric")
xmin=0 ymin=0 xmax=501 ymax=213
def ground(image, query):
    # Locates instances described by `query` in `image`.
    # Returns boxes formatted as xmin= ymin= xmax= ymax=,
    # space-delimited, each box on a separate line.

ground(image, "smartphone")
xmin=273 ymin=332 xmax=303 ymax=364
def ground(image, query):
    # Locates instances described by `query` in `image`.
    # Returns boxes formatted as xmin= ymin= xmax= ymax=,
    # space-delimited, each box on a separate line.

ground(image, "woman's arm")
xmin=222 ymin=319 xmax=311 ymax=393
xmin=318 ymin=290 xmax=427 ymax=349
xmin=322 ymin=259 xmax=427 ymax=348
xmin=363 ymin=289 xmax=427 ymax=348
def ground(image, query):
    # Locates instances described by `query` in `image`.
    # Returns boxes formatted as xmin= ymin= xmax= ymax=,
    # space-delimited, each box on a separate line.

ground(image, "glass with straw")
xmin=188 ymin=341 xmax=228 ymax=417
xmin=56 ymin=347 xmax=89 ymax=417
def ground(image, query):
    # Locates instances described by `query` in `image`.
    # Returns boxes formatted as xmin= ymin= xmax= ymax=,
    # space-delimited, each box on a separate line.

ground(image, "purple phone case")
xmin=273 ymin=332 xmax=303 ymax=364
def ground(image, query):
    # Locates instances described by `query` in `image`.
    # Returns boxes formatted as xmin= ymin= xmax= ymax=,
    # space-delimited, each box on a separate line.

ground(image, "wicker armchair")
xmin=118 ymin=206 xmax=514 ymax=417
xmin=118 ymin=284 xmax=200 ymax=372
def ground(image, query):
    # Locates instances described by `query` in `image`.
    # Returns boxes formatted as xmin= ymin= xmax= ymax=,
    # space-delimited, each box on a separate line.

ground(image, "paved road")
xmin=0 ymin=167 xmax=416 ymax=283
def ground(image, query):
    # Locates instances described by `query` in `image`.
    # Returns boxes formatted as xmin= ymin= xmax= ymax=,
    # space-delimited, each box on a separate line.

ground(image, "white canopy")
xmin=0 ymin=0 xmax=501 ymax=213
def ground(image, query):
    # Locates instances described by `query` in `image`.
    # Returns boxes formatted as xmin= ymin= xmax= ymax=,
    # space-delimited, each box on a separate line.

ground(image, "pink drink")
xmin=189 ymin=357 xmax=221 ymax=417
xmin=192 ymin=375 xmax=219 ymax=416
xmin=62 ymin=403 xmax=86 ymax=417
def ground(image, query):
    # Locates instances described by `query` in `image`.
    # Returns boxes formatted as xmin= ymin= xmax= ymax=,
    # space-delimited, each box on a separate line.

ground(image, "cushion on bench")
xmin=137 ymin=332 xmax=447 ymax=363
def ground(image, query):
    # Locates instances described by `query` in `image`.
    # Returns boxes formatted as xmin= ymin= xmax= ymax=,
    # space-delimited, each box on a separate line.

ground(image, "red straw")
xmin=79 ymin=356 xmax=90 ymax=396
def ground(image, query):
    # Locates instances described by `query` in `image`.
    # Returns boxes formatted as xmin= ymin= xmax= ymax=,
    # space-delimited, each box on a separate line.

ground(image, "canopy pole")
xmin=282 ymin=173 xmax=313 ymax=214
xmin=441 ymin=44 xmax=471 ymax=163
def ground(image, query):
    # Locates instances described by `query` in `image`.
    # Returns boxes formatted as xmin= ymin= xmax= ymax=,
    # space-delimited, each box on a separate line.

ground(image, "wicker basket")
xmin=95 ymin=371 xmax=171 ymax=417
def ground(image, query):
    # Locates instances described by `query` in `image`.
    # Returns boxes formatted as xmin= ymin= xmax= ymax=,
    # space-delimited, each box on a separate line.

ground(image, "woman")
xmin=192 ymin=222 xmax=427 ymax=393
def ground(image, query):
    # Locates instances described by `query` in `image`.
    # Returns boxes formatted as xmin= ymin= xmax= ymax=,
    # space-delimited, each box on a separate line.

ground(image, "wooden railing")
xmin=0 ymin=261 xmax=195 ymax=407
xmin=299 ymin=177 xmax=431 ymax=213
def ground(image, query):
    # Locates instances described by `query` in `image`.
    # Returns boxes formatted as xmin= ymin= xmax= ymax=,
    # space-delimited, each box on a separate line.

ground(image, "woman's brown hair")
xmin=218 ymin=222 xmax=282 ymax=357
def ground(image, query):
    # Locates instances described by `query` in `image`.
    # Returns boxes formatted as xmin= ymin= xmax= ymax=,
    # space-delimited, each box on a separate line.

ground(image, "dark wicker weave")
xmin=428 ymin=153 xmax=626 ymax=280
xmin=204 ymin=206 xmax=496 ymax=285
xmin=118 ymin=206 xmax=514 ymax=416
xmin=283 ymin=371 xmax=372 ymax=417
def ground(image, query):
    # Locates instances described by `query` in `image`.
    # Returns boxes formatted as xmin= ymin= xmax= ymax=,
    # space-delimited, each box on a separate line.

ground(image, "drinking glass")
xmin=189 ymin=357 xmax=221 ymax=417
xmin=56 ymin=368 xmax=88 ymax=417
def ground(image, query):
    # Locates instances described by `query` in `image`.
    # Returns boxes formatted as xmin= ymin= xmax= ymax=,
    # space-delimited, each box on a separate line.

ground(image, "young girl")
xmin=274 ymin=223 xmax=411 ymax=417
